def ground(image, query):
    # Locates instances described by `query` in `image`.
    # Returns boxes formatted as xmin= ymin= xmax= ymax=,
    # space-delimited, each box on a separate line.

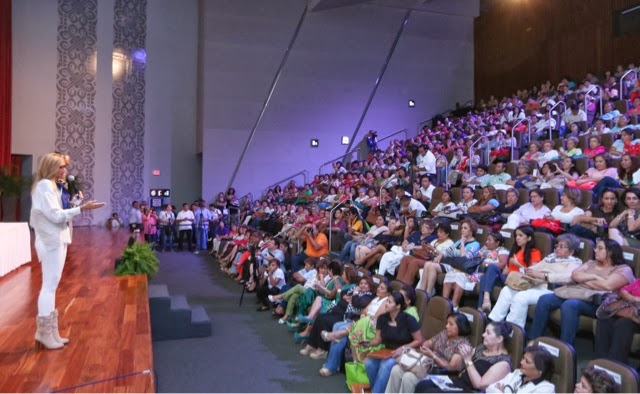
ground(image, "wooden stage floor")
xmin=0 ymin=227 xmax=155 ymax=393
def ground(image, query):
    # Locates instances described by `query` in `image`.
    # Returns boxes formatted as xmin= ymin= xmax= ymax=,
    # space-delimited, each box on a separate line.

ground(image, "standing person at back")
xmin=157 ymin=204 xmax=175 ymax=252
xmin=194 ymin=199 xmax=213 ymax=254
xmin=128 ymin=200 xmax=142 ymax=232
xmin=176 ymin=203 xmax=195 ymax=252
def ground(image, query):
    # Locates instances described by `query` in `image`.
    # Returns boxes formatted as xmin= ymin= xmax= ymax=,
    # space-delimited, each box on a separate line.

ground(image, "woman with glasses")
xmin=528 ymin=239 xmax=635 ymax=346
xmin=486 ymin=346 xmax=556 ymax=393
xmin=502 ymin=189 xmax=551 ymax=230
xmin=489 ymin=233 xmax=582 ymax=328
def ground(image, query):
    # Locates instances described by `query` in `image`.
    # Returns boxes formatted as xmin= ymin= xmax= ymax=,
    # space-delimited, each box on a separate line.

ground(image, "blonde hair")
xmin=32 ymin=152 xmax=68 ymax=192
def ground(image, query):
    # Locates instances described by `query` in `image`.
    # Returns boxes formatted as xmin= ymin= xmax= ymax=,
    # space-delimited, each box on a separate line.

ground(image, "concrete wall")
xmin=12 ymin=0 xmax=199 ymax=223
xmin=200 ymin=0 xmax=476 ymax=200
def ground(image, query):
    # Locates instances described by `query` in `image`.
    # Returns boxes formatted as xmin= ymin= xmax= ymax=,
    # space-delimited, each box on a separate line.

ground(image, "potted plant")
xmin=0 ymin=166 xmax=29 ymax=222
xmin=115 ymin=240 xmax=160 ymax=278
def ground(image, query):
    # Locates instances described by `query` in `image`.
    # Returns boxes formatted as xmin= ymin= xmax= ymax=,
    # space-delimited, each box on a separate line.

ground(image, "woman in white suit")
xmin=31 ymin=152 xmax=105 ymax=350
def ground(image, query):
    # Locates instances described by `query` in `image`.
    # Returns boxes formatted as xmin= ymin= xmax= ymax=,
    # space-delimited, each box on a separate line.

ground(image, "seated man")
xmin=412 ymin=175 xmax=435 ymax=206
xmin=399 ymin=195 xmax=427 ymax=218
xmin=481 ymin=161 xmax=511 ymax=188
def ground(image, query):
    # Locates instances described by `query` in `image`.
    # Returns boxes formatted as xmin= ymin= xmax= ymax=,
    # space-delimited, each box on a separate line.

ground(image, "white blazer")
xmin=30 ymin=179 xmax=81 ymax=256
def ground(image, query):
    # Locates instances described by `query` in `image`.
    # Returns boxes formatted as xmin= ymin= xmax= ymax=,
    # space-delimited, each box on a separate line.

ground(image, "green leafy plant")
xmin=0 ymin=166 xmax=31 ymax=221
xmin=115 ymin=241 xmax=159 ymax=278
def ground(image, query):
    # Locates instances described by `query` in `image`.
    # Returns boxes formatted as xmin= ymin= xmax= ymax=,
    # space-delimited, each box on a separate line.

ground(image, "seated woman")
xmin=339 ymin=215 xmax=388 ymax=263
xmin=378 ymin=220 xmax=436 ymax=278
xmin=593 ymin=154 xmax=640 ymax=197
xmin=608 ymin=189 xmax=640 ymax=247
xmin=494 ymin=188 xmax=522 ymax=225
xmin=465 ymin=186 xmax=500 ymax=218
xmin=521 ymin=141 xmax=542 ymax=162
xmin=489 ymin=233 xmax=582 ymax=328
xmin=506 ymin=161 xmax=533 ymax=189
xmin=569 ymin=188 xmax=621 ymax=241
xmin=317 ymin=278 xmax=392 ymax=376
xmin=486 ymin=345 xmax=555 ymax=393
xmin=455 ymin=186 xmax=478 ymax=217
xmin=536 ymin=140 xmax=560 ymax=168
xmin=546 ymin=188 xmax=585 ymax=226
xmin=430 ymin=191 xmax=458 ymax=222
xmin=443 ymin=232 xmax=509 ymax=310
xmin=364 ymin=292 xmax=423 ymax=393
xmin=479 ymin=225 xmax=542 ymax=313
xmin=291 ymin=262 xmax=351 ymax=331
xmin=609 ymin=128 xmax=640 ymax=158
xmin=584 ymin=135 xmax=606 ymax=160
xmin=386 ymin=313 xmax=472 ymax=393
xmin=559 ymin=137 xmax=584 ymax=159
xmin=269 ymin=258 xmax=327 ymax=324
xmin=415 ymin=322 xmax=512 ymax=393
xmin=396 ymin=223 xmax=455 ymax=286
xmin=353 ymin=219 xmax=403 ymax=269
xmin=574 ymin=365 xmax=620 ymax=393
xmin=528 ymin=239 xmax=635 ymax=346
xmin=567 ymin=155 xmax=618 ymax=191
xmin=557 ymin=156 xmax=581 ymax=183
xmin=447 ymin=147 xmax=468 ymax=186
xmin=256 ymin=258 xmax=286 ymax=311
xmin=299 ymin=276 xmax=375 ymax=359
xmin=417 ymin=219 xmax=481 ymax=296
xmin=595 ymin=277 xmax=640 ymax=365
xmin=502 ymin=189 xmax=551 ymax=230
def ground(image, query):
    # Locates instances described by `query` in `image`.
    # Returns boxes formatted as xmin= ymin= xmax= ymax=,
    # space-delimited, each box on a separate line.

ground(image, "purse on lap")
xmin=395 ymin=348 xmax=434 ymax=379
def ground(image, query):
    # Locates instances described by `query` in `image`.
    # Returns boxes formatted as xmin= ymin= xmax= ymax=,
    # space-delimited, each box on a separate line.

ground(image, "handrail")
xmin=328 ymin=195 xmax=352 ymax=254
xmin=620 ymin=69 xmax=638 ymax=99
xmin=264 ymin=170 xmax=309 ymax=195
xmin=376 ymin=128 xmax=408 ymax=147
xmin=583 ymin=84 xmax=602 ymax=119
xmin=546 ymin=101 xmax=567 ymax=140
xmin=318 ymin=149 xmax=360 ymax=175
xmin=416 ymin=108 xmax=456 ymax=133
xmin=237 ymin=192 xmax=253 ymax=227
xmin=510 ymin=118 xmax=531 ymax=160
xmin=379 ymin=175 xmax=397 ymax=208
xmin=438 ymin=155 xmax=449 ymax=190
xmin=468 ymin=137 xmax=488 ymax=175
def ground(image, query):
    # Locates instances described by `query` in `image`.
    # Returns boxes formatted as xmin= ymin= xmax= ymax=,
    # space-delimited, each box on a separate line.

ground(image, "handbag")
xmin=553 ymin=284 xmax=608 ymax=303
xmin=596 ymin=293 xmax=640 ymax=325
xmin=530 ymin=218 xmax=564 ymax=234
xmin=476 ymin=212 xmax=503 ymax=225
xmin=395 ymin=348 xmax=434 ymax=379
xmin=441 ymin=256 xmax=483 ymax=274
xmin=345 ymin=362 xmax=369 ymax=390
xmin=505 ymin=271 xmax=546 ymax=291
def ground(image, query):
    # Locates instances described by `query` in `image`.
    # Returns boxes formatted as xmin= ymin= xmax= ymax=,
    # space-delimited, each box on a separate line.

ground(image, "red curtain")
xmin=0 ymin=0 xmax=11 ymax=168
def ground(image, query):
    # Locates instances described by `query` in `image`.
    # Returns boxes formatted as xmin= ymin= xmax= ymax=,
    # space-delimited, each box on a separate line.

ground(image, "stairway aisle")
xmin=150 ymin=251 xmax=347 ymax=393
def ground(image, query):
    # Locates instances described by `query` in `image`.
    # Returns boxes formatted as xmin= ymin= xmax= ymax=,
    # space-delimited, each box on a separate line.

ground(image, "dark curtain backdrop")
xmin=0 ymin=0 xmax=11 ymax=168
xmin=475 ymin=0 xmax=640 ymax=101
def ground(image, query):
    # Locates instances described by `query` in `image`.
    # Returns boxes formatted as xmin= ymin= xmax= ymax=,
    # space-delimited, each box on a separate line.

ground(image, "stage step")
xmin=148 ymin=285 xmax=212 ymax=341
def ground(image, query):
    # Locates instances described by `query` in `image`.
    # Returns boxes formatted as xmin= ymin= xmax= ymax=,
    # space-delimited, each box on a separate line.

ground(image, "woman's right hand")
xmin=80 ymin=200 xmax=106 ymax=211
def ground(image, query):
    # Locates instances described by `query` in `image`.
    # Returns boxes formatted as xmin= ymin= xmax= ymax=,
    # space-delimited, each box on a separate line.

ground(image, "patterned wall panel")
xmin=55 ymin=0 xmax=97 ymax=225
xmin=110 ymin=0 xmax=147 ymax=223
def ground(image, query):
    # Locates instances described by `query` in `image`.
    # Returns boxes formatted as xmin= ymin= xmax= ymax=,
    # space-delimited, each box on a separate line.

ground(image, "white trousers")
xmin=502 ymin=213 xmax=524 ymax=230
xmin=378 ymin=247 xmax=407 ymax=276
xmin=37 ymin=244 xmax=67 ymax=317
xmin=386 ymin=364 xmax=421 ymax=393
xmin=488 ymin=285 xmax=552 ymax=328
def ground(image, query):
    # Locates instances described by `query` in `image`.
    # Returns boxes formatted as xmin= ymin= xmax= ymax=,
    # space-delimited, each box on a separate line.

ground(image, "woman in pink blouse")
xmin=567 ymin=155 xmax=617 ymax=190
xmin=584 ymin=136 xmax=606 ymax=160
xmin=595 ymin=277 xmax=640 ymax=364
